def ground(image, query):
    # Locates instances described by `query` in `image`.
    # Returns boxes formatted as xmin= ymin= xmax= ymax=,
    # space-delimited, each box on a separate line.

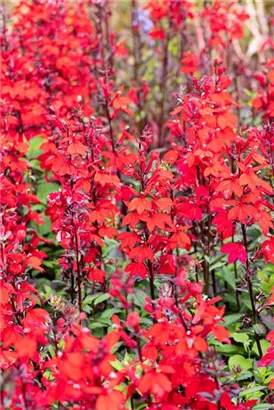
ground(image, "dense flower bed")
xmin=1 ymin=1 xmax=274 ymax=409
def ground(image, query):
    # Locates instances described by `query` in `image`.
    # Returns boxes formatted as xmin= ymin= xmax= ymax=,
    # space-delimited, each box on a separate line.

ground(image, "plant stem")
xmin=158 ymin=16 xmax=170 ymax=147
xmin=131 ymin=0 xmax=141 ymax=82
xmin=75 ymin=232 xmax=82 ymax=312
xmin=70 ymin=268 xmax=75 ymax=303
xmin=131 ymin=0 xmax=144 ymax=134
xmin=241 ymin=224 xmax=262 ymax=357
xmin=174 ymin=287 xmax=188 ymax=331
xmin=232 ymin=232 xmax=240 ymax=310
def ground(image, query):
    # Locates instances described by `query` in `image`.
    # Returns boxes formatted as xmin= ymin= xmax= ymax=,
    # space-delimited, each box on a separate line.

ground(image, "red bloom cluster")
xmin=1 ymin=0 xmax=274 ymax=409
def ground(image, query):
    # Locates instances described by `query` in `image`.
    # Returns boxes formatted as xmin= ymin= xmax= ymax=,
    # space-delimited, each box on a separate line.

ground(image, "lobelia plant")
xmin=1 ymin=0 xmax=274 ymax=409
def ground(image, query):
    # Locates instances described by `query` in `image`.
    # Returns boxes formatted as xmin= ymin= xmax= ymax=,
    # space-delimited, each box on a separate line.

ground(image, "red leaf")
xmin=88 ymin=269 xmax=106 ymax=283
xmin=128 ymin=197 xmax=152 ymax=214
xmin=156 ymin=198 xmax=173 ymax=211
xmin=15 ymin=336 xmax=37 ymax=359
xmin=129 ymin=246 xmax=154 ymax=262
xmin=27 ymin=256 xmax=44 ymax=272
xmin=212 ymin=325 xmax=230 ymax=343
xmin=95 ymin=391 xmax=124 ymax=410
xmin=0 ymin=285 xmax=9 ymax=305
xmin=220 ymin=243 xmax=247 ymax=264
xmin=67 ymin=141 xmax=88 ymax=156
xmin=139 ymin=371 xmax=172 ymax=398
xmin=261 ymin=237 xmax=274 ymax=264
xmin=125 ymin=262 xmax=148 ymax=278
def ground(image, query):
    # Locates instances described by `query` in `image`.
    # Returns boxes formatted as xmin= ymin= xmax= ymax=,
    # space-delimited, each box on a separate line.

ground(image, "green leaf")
xmin=111 ymin=341 xmax=124 ymax=354
xmin=48 ymin=344 xmax=55 ymax=359
xmin=252 ymin=340 xmax=271 ymax=356
xmin=27 ymin=135 xmax=44 ymax=159
xmin=222 ymin=266 xmax=236 ymax=290
xmin=124 ymin=351 xmax=133 ymax=365
xmin=239 ymin=385 xmax=266 ymax=397
xmin=253 ymin=323 xmax=267 ymax=335
xmin=37 ymin=182 xmax=59 ymax=204
xmin=36 ymin=215 xmax=53 ymax=237
xmin=209 ymin=339 xmax=244 ymax=355
xmin=89 ymin=322 xmax=108 ymax=329
xmin=136 ymin=405 xmax=147 ymax=410
xmin=204 ymin=255 xmax=211 ymax=264
xmin=83 ymin=294 xmax=100 ymax=305
xmin=209 ymin=261 xmax=226 ymax=271
xmin=43 ymin=369 xmax=54 ymax=381
xmin=224 ymin=314 xmax=244 ymax=327
xmin=110 ymin=360 xmax=124 ymax=371
xmin=260 ymin=314 xmax=274 ymax=330
xmin=237 ymin=371 xmax=253 ymax=381
xmin=232 ymin=332 xmax=249 ymax=344
xmin=228 ymin=355 xmax=253 ymax=371
xmin=99 ymin=308 xmax=119 ymax=322
xmin=134 ymin=288 xmax=148 ymax=308
xmin=94 ymin=293 xmax=110 ymax=306
xmin=83 ymin=293 xmax=109 ymax=306
xmin=243 ymin=88 xmax=257 ymax=98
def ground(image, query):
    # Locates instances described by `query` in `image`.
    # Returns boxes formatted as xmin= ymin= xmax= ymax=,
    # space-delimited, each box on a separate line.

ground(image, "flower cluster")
xmin=1 ymin=0 xmax=274 ymax=409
